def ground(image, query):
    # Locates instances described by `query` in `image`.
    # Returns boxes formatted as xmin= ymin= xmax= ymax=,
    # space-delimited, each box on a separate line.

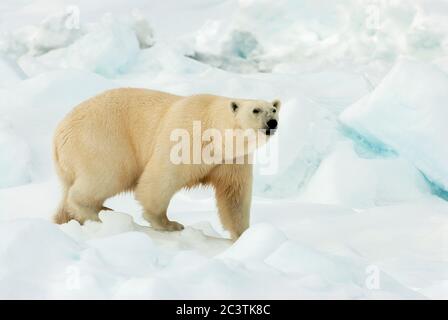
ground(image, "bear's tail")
xmin=53 ymin=134 xmax=74 ymax=224
xmin=53 ymin=184 xmax=71 ymax=224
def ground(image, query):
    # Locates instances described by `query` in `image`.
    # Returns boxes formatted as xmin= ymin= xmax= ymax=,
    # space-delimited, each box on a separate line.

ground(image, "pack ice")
xmin=341 ymin=59 xmax=448 ymax=192
xmin=0 ymin=0 xmax=447 ymax=300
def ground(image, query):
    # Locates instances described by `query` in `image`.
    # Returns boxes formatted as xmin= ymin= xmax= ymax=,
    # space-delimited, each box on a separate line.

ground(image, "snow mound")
xmin=129 ymin=10 xmax=155 ymax=49
xmin=1 ymin=11 xmax=155 ymax=78
xmin=218 ymin=223 xmax=287 ymax=261
xmin=0 ymin=55 xmax=26 ymax=87
xmin=265 ymin=240 xmax=425 ymax=299
xmin=301 ymin=141 xmax=431 ymax=207
xmin=266 ymin=241 xmax=354 ymax=280
xmin=341 ymin=59 xmax=448 ymax=192
xmin=0 ymin=212 xmax=427 ymax=299
xmin=190 ymin=0 xmax=448 ymax=76
xmin=60 ymin=211 xmax=136 ymax=242
xmin=85 ymin=232 xmax=160 ymax=277
xmin=0 ymin=9 xmax=82 ymax=59
xmin=0 ymin=219 xmax=81 ymax=299
xmin=20 ymin=15 xmax=140 ymax=77
xmin=0 ymin=123 xmax=31 ymax=188
xmin=29 ymin=8 xmax=83 ymax=56
xmin=126 ymin=43 xmax=208 ymax=77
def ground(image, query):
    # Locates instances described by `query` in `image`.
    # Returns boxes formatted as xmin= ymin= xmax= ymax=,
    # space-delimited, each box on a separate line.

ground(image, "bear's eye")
xmin=272 ymin=108 xmax=276 ymax=113
xmin=253 ymin=108 xmax=261 ymax=114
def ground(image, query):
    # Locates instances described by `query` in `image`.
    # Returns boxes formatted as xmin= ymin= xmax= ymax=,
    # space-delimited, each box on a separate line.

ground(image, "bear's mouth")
xmin=262 ymin=128 xmax=277 ymax=136
xmin=263 ymin=119 xmax=278 ymax=136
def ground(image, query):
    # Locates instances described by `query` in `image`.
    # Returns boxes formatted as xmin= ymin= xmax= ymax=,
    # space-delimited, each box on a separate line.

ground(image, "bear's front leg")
xmin=135 ymin=165 xmax=184 ymax=232
xmin=209 ymin=163 xmax=253 ymax=240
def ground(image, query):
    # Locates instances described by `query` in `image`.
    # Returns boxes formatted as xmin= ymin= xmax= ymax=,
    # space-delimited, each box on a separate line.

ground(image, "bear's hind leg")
xmin=66 ymin=179 xmax=108 ymax=224
xmin=54 ymin=183 xmax=72 ymax=224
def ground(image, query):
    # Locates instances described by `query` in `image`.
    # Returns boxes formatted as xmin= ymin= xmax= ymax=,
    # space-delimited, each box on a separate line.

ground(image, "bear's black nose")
xmin=267 ymin=119 xmax=278 ymax=130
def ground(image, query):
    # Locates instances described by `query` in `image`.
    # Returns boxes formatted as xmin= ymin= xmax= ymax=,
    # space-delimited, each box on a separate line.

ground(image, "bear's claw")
xmin=152 ymin=220 xmax=184 ymax=232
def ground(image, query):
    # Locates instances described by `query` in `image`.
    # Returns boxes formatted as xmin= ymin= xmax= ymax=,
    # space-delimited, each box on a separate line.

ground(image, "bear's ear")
xmin=230 ymin=101 xmax=239 ymax=113
xmin=272 ymin=99 xmax=281 ymax=110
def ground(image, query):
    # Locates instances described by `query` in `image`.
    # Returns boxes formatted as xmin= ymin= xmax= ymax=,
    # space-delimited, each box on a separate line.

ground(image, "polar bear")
xmin=53 ymin=88 xmax=280 ymax=239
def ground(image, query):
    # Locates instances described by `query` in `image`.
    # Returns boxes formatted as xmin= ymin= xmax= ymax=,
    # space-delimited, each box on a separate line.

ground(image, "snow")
xmin=17 ymin=14 xmax=146 ymax=77
xmin=28 ymin=8 xmax=83 ymax=56
xmin=189 ymin=0 xmax=448 ymax=78
xmin=2 ymin=201 xmax=446 ymax=299
xmin=0 ymin=123 xmax=31 ymax=188
xmin=301 ymin=141 xmax=431 ymax=207
xmin=0 ymin=55 xmax=26 ymax=87
xmin=341 ymin=59 xmax=448 ymax=191
xmin=0 ymin=0 xmax=447 ymax=299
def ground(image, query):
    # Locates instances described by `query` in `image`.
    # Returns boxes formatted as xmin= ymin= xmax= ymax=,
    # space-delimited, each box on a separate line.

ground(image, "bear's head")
xmin=230 ymin=99 xmax=281 ymax=136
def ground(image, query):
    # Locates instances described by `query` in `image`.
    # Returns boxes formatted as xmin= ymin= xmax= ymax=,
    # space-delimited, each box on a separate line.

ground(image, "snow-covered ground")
xmin=0 ymin=0 xmax=447 ymax=299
